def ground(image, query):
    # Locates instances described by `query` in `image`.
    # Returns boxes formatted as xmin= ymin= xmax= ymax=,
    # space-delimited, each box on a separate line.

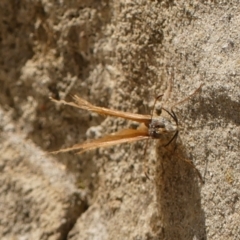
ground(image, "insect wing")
xmin=51 ymin=127 xmax=149 ymax=154
xmin=50 ymin=95 xmax=151 ymax=124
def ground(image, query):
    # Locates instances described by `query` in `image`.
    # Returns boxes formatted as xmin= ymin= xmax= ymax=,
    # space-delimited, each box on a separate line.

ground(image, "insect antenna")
xmin=162 ymin=84 xmax=204 ymax=148
xmin=161 ymin=107 xmax=204 ymax=184
xmin=167 ymin=84 xmax=205 ymax=184
xmin=161 ymin=107 xmax=179 ymax=147
xmin=170 ymin=83 xmax=204 ymax=109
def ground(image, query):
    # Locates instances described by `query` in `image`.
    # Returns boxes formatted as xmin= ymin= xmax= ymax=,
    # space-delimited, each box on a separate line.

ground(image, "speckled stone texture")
xmin=0 ymin=1 xmax=239 ymax=240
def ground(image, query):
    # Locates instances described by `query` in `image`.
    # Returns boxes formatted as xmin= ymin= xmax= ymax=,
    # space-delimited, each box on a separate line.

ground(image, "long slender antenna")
xmin=151 ymin=94 xmax=163 ymax=117
xmin=162 ymin=108 xmax=179 ymax=147
xmin=162 ymin=107 xmax=178 ymax=126
xmin=170 ymin=83 xmax=204 ymax=110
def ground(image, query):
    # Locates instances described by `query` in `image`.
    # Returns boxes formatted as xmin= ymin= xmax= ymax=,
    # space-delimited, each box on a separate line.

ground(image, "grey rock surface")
xmin=0 ymin=1 xmax=239 ymax=240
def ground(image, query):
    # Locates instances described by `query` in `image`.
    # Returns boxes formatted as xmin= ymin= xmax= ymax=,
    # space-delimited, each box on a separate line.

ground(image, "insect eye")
xmin=155 ymin=107 xmax=162 ymax=116
xmin=156 ymin=123 xmax=165 ymax=129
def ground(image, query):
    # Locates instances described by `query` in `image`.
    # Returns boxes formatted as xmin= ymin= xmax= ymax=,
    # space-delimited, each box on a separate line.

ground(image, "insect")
xmin=50 ymin=84 xmax=203 ymax=155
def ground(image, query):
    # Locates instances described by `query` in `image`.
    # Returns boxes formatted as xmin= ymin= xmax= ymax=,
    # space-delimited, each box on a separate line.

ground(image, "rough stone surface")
xmin=0 ymin=1 xmax=239 ymax=240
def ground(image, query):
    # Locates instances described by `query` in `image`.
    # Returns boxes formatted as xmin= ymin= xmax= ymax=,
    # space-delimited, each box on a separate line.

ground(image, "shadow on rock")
xmin=153 ymin=139 xmax=206 ymax=240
